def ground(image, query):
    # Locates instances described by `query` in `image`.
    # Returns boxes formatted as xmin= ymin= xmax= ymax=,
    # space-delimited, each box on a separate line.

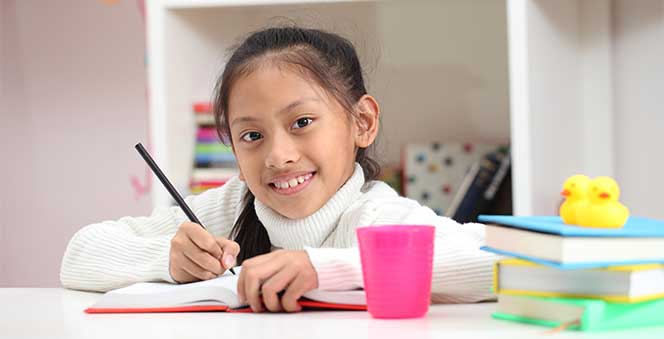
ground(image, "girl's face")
xmin=227 ymin=65 xmax=378 ymax=219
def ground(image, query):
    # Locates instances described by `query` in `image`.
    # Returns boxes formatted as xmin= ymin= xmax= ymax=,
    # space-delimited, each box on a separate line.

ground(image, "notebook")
xmin=86 ymin=268 xmax=366 ymax=314
xmin=494 ymin=259 xmax=664 ymax=303
xmin=493 ymin=294 xmax=664 ymax=331
xmin=478 ymin=215 xmax=664 ymax=269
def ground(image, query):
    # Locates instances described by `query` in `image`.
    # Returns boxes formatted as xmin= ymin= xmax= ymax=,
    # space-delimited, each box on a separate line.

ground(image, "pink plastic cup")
xmin=356 ymin=225 xmax=435 ymax=319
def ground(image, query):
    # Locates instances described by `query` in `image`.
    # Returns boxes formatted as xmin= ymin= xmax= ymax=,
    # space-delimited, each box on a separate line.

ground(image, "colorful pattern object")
xmin=403 ymin=142 xmax=503 ymax=216
xmin=190 ymin=102 xmax=239 ymax=194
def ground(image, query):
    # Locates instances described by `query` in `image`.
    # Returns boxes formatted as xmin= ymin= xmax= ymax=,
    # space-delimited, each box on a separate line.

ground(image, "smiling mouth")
xmin=269 ymin=172 xmax=316 ymax=195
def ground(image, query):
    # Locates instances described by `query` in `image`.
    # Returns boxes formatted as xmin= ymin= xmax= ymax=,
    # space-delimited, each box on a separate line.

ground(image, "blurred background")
xmin=1 ymin=0 xmax=151 ymax=286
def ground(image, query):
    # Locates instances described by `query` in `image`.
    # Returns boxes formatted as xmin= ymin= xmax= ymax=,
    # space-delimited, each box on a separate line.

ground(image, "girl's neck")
xmin=253 ymin=163 xmax=365 ymax=249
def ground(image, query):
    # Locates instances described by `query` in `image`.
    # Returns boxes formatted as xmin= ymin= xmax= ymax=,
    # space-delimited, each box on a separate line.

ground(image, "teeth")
xmin=273 ymin=173 xmax=312 ymax=189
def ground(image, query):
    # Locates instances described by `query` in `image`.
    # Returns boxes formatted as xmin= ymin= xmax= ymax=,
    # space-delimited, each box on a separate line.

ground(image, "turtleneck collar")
xmin=254 ymin=163 xmax=365 ymax=250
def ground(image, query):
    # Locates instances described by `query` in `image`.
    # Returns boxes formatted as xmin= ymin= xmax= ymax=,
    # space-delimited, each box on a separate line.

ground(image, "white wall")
xmin=374 ymin=0 xmax=510 ymax=163
xmin=0 ymin=0 xmax=151 ymax=286
xmin=613 ymin=0 xmax=664 ymax=218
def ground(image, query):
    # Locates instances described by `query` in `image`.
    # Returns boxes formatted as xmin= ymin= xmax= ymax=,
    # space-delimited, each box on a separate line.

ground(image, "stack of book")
xmin=479 ymin=215 xmax=664 ymax=331
xmin=190 ymin=102 xmax=239 ymax=194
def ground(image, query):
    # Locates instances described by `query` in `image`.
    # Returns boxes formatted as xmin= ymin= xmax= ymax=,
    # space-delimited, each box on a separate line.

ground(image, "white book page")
xmin=92 ymin=266 xmax=366 ymax=309
xmin=302 ymin=289 xmax=366 ymax=306
xmin=108 ymin=268 xmax=240 ymax=295
xmin=93 ymin=268 xmax=242 ymax=309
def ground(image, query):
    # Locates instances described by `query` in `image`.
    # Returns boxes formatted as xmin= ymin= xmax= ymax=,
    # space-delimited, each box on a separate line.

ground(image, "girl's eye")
xmin=241 ymin=131 xmax=263 ymax=142
xmin=292 ymin=117 xmax=313 ymax=129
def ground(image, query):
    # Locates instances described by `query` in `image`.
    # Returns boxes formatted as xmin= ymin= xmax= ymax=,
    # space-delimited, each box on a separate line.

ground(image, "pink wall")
xmin=1 ymin=0 xmax=151 ymax=286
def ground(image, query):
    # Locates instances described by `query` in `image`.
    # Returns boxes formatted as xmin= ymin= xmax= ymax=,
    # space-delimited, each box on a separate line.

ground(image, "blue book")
xmin=195 ymin=153 xmax=236 ymax=164
xmin=478 ymin=215 xmax=664 ymax=237
xmin=478 ymin=215 xmax=664 ymax=269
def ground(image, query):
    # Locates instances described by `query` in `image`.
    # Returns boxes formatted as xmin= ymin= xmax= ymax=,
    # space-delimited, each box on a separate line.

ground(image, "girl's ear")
xmin=353 ymin=94 xmax=380 ymax=148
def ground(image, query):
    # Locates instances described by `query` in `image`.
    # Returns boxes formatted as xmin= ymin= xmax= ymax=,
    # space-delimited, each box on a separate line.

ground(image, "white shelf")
xmin=507 ymin=0 xmax=664 ymax=219
xmin=147 ymin=0 xmax=664 ymax=218
xmin=146 ymin=0 xmax=511 ymax=208
xmin=507 ymin=0 xmax=615 ymax=216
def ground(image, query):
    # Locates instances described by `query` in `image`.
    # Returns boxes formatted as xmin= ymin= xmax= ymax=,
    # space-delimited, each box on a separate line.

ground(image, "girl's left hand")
xmin=237 ymin=249 xmax=318 ymax=313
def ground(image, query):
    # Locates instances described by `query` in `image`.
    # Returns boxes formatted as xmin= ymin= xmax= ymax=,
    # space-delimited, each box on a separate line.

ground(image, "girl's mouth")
xmin=269 ymin=172 xmax=315 ymax=195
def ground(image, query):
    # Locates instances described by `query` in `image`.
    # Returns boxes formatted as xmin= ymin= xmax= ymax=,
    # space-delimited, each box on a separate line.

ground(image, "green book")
xmin=493 ymin=294 xmax=664 ymax=331
xmin=196 ymin=143 xmax=233 ymax=154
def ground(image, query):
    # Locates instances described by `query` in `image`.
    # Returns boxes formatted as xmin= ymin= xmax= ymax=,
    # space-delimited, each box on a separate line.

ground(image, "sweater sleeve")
xmin=305 ymin=189 xmax=499 ymax=303
xmin=59 ymin=177 xmax=246 ymax=292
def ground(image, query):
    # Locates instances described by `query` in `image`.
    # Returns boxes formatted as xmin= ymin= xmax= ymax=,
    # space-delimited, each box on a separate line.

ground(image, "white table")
xmin=2 ymin=289 xmax=664 ymax=339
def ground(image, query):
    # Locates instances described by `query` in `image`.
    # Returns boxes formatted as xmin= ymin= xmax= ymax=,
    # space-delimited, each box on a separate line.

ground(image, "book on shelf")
xmin=493 ymin=259 xmax=664 ymax=303
xmin=85 ymin=268 xmax=366 ymax=314
xmin=402 ymin=142 xmax=506 ymax=216
xmin=195 ymin=114 xmax=215 ymax=126
xmin=190 ymin=101 xmax=238 ymax=194
xmin=193 ymin=102 xmax=215 ymax=126
xmin=191 ymin=168 xmax=239 ymax=182
xmin=479 ymin=215 xmax=664 ymax=269
xmin=197 ymin=127 xmax=219 ymax=142
xmin=446 ymin=147 xmax=511 ymax=223
xmin=494 ymin=294 xmax=664 ymax=331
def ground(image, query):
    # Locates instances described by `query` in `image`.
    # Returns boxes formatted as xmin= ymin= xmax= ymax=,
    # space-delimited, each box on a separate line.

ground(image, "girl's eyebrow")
xmin=276 ymin=97 xmax=320 ymax=116
xmin=230 ymin=97 xmax=320 ymax=128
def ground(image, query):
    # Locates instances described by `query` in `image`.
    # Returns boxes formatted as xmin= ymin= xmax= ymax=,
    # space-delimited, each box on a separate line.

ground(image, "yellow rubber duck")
xmin=559 ymin=174 xmax=591 ymax=225
xmin=576 ymin=176 xmax=630 ymax=228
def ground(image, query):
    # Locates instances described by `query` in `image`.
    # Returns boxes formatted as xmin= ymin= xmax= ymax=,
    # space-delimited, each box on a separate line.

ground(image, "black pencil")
xmin=134 ymin=142 xmax=236 ymax=275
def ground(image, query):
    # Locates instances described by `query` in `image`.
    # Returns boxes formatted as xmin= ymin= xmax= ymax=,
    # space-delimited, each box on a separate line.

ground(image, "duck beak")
xmin=561 ymin=189 xmax=570 ymax=197
xmin=599 ymin=192 xmax=610 ymax=199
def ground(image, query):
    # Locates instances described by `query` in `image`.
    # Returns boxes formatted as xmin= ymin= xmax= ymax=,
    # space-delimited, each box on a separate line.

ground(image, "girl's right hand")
xmin=169 ymin=222 xmax=240 ymax=283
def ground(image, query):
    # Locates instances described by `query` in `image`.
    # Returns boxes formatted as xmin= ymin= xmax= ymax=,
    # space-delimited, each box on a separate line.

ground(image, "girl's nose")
xmin=264 ymin=132 xmax=300 ymax=169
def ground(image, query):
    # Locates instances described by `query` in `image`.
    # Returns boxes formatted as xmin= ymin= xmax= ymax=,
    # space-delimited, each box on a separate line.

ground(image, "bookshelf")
xmin=507 ymin=0 xmax=616 ymax=216
xmin=507 ymin=0 xmax=664 ymax=218
xmin=145 ymin=0 xmax=511 ymax=208
xmin=146 ymin=0 xmax=662 ymax=218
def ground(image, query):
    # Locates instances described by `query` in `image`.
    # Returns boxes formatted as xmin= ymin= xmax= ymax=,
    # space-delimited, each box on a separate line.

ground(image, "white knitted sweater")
xmin=60 ymin=164 xmax=497 ymax=303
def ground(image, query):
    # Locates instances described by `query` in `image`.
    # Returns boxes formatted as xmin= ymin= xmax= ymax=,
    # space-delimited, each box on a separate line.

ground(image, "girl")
xmin=60 ymin=27 xmax=498 ymax=312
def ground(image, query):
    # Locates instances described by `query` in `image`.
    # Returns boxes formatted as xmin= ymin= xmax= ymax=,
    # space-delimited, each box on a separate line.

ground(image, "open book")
xmin=86 ymin=268 xmax=366 ymax=313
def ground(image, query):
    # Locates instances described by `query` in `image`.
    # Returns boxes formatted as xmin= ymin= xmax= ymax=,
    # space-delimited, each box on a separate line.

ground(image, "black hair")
xmin=212 ymin=26 xmax=380 ymax=264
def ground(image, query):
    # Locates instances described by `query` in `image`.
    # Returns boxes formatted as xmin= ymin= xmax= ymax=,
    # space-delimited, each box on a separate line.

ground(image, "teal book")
xmin=493 ymin=294 xmax=664 ymax=331
xmin=478 ymin=215 xmax=664 ymax=237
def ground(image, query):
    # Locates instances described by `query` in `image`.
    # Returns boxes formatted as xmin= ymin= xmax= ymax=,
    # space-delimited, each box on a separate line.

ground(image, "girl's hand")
xmin=237 ymin=250 xmax=318 ymax=313
xmin=169 ymin=222 xmax=240 ymax=283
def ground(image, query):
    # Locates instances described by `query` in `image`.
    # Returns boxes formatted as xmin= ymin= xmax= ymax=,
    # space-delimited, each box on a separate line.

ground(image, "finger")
xmin=244 ymin=268 xmax=264 ymax=313
xmin=261 ymin=265 xmax=299 ymax=312
xmin=181 ymin=254 xmax=217 ymax=281
xmin=170 ymin=255 xmax=199 ymax=283
xmin=281 ymin=272 xmax=311 ymax=312
xmin=242 ymin=259 xmax=286 ymax=312
xmin=216 ymin=238 xmax=240 ymax=270
xmin=183 ymin=247 xmax=223 ymax=275
xmin=173 ymin=268 xmax=198 ymax=284
xmin=185 ymin=224 xmax=223 ymax=259
xmin=237 ymin=251 xmax=282 ymax=303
